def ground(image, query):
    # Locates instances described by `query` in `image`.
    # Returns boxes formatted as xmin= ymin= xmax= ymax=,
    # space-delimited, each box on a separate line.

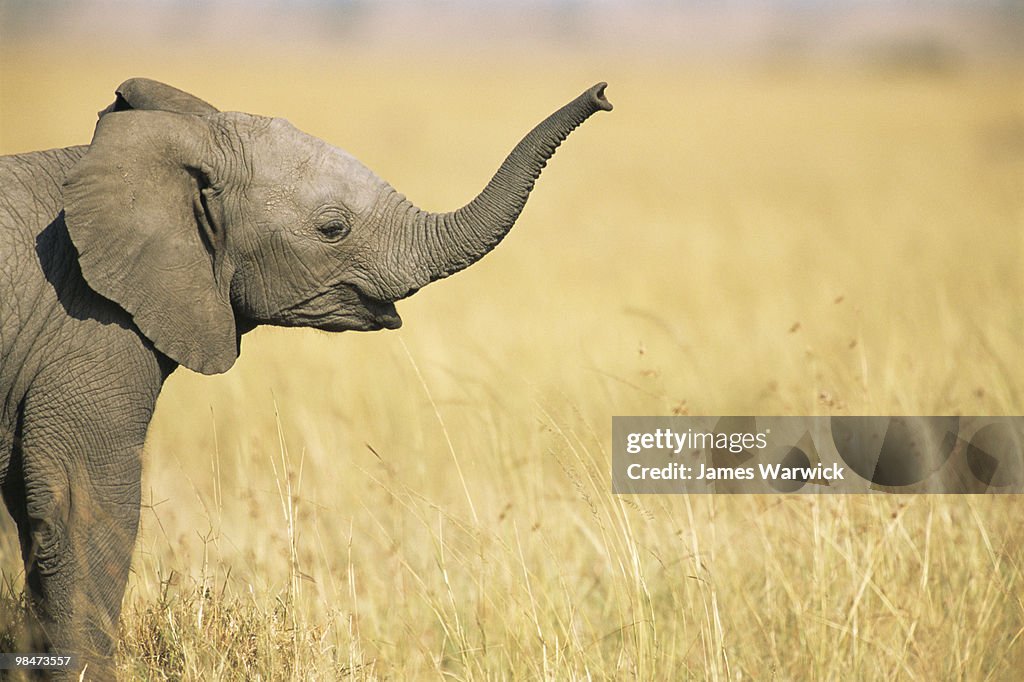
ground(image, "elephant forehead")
xmin=252 ymin=118 xmax=379 ymax=215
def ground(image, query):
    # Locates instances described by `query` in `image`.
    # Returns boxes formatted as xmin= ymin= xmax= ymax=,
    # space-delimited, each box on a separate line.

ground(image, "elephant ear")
xmin=63 ymin=109 xmax=238 ymax=375
xmin=98 ymin=78 xmax=219 ymax=118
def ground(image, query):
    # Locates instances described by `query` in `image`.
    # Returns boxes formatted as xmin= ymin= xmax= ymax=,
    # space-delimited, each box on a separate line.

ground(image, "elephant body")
xmin=1 ymin=146 xmax=167 ymax=677
xmin=0 ymin=79 xmax=609 ymax=678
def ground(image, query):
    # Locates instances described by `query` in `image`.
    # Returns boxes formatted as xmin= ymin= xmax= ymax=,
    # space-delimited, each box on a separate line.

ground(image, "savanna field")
xmin=1 ymin=46 xmax=1023 ymax=679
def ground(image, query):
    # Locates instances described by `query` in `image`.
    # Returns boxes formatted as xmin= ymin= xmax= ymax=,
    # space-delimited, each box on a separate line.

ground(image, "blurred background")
xmin=2 ymin=0 xmax=1024 ymax=65
xmin=3 ymin=0 xmax=1023 ymax=157
xmin=2 ymin=1 xmax=1024 ymax=679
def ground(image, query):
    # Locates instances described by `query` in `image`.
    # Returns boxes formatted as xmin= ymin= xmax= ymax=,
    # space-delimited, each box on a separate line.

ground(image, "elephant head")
xmin=62 ymin=78 xmax=611 ymax=375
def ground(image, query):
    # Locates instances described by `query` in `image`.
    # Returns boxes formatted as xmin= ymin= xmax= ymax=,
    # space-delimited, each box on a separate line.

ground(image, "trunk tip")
xmin=588 ymin=82 xmax=613 ymax=112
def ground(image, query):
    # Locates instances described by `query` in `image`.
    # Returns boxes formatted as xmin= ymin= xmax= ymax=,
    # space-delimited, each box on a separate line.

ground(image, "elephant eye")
xmin=317 ymin=220 xmax=351 ymax=242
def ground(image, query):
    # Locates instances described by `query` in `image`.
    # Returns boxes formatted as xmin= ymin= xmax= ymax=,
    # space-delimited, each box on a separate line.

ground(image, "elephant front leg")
xmin=23 ymin=473 xmax=139 ymax=680
xmin=5 ymin=387 xmax=151 ymax=681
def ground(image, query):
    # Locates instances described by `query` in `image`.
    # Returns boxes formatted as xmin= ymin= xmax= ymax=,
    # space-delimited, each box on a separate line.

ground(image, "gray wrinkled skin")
xmin=0 ymin=78 xmax=610 ymax=679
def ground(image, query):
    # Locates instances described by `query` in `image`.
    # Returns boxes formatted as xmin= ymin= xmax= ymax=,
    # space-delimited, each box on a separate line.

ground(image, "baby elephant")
xmin=0 ymin=78 xmax=611 ymax=678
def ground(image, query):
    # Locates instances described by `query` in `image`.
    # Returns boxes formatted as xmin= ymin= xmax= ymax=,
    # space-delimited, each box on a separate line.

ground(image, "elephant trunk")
xmin=378 ymin=82 xmax=612 ymax=300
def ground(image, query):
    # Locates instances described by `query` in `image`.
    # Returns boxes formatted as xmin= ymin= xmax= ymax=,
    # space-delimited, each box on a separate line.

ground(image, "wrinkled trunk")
xmin=378 ymin=82 xmax=612 ymax=300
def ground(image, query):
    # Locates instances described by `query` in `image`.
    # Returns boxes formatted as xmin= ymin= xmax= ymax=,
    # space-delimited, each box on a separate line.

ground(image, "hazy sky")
xmin=2 ymin=0 xmax=1020 ymax=60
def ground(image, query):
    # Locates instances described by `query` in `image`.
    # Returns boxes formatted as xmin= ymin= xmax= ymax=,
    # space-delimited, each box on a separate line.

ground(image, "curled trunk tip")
xmin=589 ymin=82 xmax=613 ymax=112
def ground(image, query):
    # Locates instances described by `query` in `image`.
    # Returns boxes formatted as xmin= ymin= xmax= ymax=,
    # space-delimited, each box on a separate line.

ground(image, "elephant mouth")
xmin=285 ymin=286 xmax=402 ymax=332
xmin=314 ymin=288 xmax=402 ymax=332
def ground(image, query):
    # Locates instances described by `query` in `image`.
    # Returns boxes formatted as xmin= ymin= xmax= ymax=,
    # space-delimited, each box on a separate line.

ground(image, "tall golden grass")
xmin=1 ymin=47 xmax=1023 ymax=679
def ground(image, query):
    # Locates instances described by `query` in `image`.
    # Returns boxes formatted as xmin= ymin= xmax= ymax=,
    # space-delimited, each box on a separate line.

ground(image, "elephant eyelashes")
xmin=317 ymin=220 xmax=351 ymax=242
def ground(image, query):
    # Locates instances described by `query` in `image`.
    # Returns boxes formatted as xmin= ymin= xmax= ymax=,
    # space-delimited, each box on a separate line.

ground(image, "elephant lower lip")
xmin=353 ymin=288 xmax=402 ymax=329
xmin=375 ymin=310 xmax=402 ymax=329
xmin=371 ymin=302 xmax=402 ymax=329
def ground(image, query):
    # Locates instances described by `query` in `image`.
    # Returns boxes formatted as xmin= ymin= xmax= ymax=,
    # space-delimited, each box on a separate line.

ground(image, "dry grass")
xmin=1 ymin=45 xmax=1023 ymax=679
